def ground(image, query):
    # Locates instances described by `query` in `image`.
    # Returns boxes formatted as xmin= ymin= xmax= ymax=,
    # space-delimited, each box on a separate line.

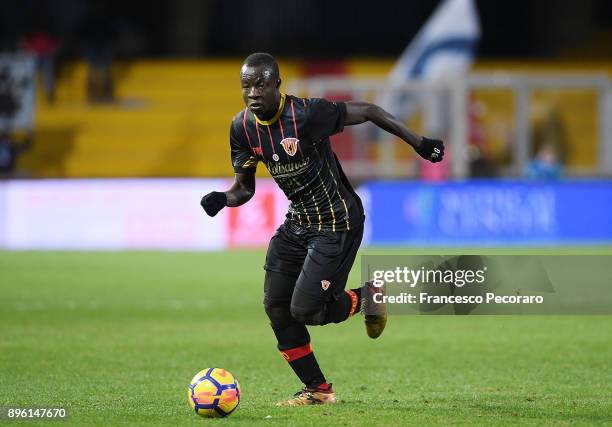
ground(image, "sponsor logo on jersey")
xmin=321 ymin=280 xmax=330 ymax=291
xmin=280 ymin=138 xmax=299 ymax=156
xmin=267 ymin=157 xmax=309 ymax=177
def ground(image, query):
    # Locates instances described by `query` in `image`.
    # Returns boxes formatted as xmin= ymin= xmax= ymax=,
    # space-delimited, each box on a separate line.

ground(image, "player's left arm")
xmin=344 ymin=101 xmax=444 ymax=163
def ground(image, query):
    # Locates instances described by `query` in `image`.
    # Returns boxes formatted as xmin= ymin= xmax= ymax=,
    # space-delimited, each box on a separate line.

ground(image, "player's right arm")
xmin=200 ymin=118 xmax=258 ymax=217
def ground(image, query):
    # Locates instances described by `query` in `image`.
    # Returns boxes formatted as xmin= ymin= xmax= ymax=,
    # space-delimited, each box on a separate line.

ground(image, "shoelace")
xmin=294 ymin=383 xmax=333 ymax=397
xmin=290 ymin=390 xmax=320 ymax=405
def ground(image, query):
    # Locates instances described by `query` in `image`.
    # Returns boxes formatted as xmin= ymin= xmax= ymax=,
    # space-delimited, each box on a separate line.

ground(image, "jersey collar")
xmin=254 ymin=93 xmax=286 ymax=126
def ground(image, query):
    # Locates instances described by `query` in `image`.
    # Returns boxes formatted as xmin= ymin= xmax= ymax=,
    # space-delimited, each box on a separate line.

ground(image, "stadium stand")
xmin=20 ymin=59 xmax=610 ymax=177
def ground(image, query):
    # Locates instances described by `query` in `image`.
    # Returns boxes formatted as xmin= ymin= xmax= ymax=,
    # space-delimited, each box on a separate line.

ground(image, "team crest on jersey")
xmin=321 ymin=280 xmax=330 ymax=291
xmin=280 ymin=138 xmax=299 ymax=156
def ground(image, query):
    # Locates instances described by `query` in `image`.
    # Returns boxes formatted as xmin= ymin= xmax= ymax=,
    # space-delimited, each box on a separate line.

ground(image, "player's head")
xmin=240 ymin=52 xmax=281 ymax=119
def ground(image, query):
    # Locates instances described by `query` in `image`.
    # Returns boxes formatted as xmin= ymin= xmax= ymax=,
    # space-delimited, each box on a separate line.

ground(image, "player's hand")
xmin=200 ymin=191 xmax=227 ymax=217
xmin=415 ymin=137 xmax=444 ymax=163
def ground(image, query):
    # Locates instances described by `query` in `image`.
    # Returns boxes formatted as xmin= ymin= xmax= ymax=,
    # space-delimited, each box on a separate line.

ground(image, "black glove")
xmin=415 ymin=136 xmax=445 ymax=163
xmin=200 ymin=191 xmax=227 ymax=217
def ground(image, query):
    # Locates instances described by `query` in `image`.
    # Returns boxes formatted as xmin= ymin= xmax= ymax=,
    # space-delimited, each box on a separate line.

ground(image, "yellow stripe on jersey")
xmin=253 ymin=93 xmax=286 ymax=126
xmin=315 ymin=168 xmax=336 ymax=232
xmin=307 ymin=187 xmax=322 ymax=231
xmin=317 ymin=147 xmax=351 ymax=230
xmin=301 ymin=199 xmax=311 ymax=227
xmin=291 ymin=177 xmax=311 ymax=226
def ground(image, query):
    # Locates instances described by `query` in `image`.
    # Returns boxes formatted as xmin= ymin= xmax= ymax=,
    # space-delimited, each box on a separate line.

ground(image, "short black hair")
xmin=242 ymin=52 xmax=280 ymax=80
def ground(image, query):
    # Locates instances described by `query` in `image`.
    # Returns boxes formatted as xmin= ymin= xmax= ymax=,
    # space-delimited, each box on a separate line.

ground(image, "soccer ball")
xmin=187 ymin=368 xmax=241 ymax=418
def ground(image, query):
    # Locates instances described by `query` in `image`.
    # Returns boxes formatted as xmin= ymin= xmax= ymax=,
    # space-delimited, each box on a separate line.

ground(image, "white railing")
xmin=287 ymin=73 xmax=612 ymax=179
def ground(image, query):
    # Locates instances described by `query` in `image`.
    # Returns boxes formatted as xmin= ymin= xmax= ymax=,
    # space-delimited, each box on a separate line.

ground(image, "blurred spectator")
xmin=80 ymin=2 xmax=116 ymax=104
xmin=0 ymin=132 xmax=32 ymax=177
xmin=525 ymin=142 xmax=563 ymax=179
xmin=526 ymin=103 xmax=567 ymax=179
xmin=469 ymin=145 xmax=497 ymax=178
xmin=0 ymin=65 xmax=21 ymax=118
xmin=468 ymin=95 xmax=497 ymax=178
xmin=21 ymin=27 xmax=60 ymax=104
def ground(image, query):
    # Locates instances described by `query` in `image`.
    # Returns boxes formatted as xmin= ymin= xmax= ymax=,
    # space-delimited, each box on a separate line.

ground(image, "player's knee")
xmin=290 ymin=303 xmax=325 ymax=326
xmin=264 ymin=299 xmax=292 ymax=326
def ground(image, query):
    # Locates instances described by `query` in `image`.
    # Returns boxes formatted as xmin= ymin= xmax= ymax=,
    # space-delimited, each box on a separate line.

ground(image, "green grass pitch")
xmin=1 ymin=249 xmax=611 ymax=426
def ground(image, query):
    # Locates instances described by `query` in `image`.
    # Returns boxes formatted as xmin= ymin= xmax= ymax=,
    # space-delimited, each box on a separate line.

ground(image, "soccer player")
xmin=201 ymin=53 xmax=444 ymax=406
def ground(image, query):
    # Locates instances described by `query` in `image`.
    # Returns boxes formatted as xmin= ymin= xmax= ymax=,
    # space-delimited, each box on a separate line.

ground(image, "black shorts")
xmin=264 ymin=220 xmax=364 ymax=303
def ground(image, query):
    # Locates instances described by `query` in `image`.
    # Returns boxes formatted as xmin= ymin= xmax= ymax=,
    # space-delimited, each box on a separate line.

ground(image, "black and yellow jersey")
xmin=229 ymin=94 xmax=364 ymax=232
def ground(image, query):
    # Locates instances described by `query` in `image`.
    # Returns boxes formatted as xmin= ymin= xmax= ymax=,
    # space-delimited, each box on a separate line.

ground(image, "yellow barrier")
xmin=23 ymin=60 xmax=299 ymax=177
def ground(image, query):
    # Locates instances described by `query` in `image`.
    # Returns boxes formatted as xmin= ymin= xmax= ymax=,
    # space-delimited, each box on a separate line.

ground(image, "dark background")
xmin=2 ymin=0 xmax=612 ymax=59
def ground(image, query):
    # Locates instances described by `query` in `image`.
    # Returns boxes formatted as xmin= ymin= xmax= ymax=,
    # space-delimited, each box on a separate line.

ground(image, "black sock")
xmin=288 ymin=352 xmax=326 ymax=388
